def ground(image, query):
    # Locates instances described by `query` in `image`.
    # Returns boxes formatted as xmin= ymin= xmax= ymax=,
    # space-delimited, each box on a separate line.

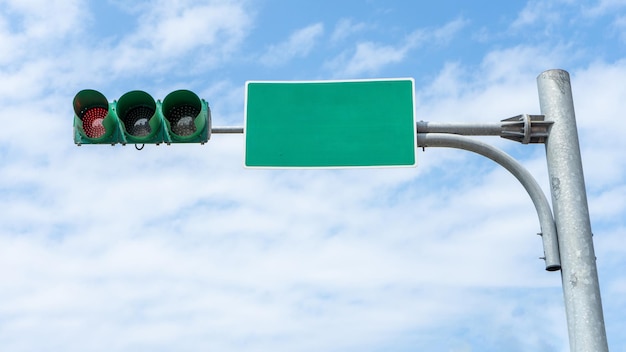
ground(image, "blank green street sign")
xmin=244 ymin=78 xmax=416 ymax=168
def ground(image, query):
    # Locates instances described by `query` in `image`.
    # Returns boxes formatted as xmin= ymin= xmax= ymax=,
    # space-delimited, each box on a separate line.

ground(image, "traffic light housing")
xmin=73 ymin=89 xmax=211 ymax=146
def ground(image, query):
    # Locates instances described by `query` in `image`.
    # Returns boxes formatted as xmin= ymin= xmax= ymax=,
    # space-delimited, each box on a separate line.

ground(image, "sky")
xmin=0 ymin=0 xmax=625 ymax=351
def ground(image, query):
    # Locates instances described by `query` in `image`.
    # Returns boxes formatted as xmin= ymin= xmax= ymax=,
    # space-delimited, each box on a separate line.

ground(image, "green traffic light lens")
xmin=123 ymin=105 xmax=154 ymax=137
xmin=169 ymin=104 xmax=199 ymax=136
xmin=162 ymin=90 xmax=201 ymax=137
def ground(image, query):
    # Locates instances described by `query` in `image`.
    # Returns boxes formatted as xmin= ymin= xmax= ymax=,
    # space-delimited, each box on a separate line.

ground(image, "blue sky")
xmin=1 ymin=0 xmax=626 ymax=351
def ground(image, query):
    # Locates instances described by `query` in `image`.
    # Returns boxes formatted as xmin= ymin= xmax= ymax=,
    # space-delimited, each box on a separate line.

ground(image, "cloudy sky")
xmin=1 ymin=0 xmax=625 ymax=351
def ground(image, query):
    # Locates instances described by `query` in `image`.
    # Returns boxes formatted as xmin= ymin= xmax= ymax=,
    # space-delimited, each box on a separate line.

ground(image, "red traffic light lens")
xmin=82 ymin=107 xmax=108 ymax=138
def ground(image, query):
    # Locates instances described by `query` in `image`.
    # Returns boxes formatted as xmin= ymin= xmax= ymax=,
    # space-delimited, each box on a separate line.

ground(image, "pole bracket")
xmin=501 ymin=114 xmax=552 ymax=144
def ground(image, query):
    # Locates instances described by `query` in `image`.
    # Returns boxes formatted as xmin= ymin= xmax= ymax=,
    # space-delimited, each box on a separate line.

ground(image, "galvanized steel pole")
xmin=538 ymin=69 xmax=608 ymax=351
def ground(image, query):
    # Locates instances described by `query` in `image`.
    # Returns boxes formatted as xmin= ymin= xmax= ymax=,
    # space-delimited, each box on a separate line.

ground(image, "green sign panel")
xmin=244 ymin=78 xmax=416 ymax=168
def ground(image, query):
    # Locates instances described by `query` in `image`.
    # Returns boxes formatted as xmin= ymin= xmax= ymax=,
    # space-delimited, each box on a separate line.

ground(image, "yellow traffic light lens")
xmin=117 ymin=90 xmax=157 ymax=138
xmin=122 ymin=106 xmax=154 ymax=137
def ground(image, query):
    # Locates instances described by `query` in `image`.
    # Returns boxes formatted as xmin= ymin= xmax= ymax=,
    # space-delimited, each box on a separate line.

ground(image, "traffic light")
xmin=73 ymin=89 xmax=211 ymax=146
xmin=162 ymin=89 xmax=209 ymax=143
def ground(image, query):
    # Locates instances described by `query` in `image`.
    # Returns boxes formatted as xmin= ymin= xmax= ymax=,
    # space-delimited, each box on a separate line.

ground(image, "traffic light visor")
xmin=162 ymin=89 xmax=206 ymax=138
xmin=117 ymin=90 xmax=159 ymax=139
xmin=73 ymin=89 xmax=115 ymax=140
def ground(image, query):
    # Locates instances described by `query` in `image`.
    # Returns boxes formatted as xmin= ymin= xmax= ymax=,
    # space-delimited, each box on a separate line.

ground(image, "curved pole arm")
xmin=417 ymin=133 xmax=561 ymax=271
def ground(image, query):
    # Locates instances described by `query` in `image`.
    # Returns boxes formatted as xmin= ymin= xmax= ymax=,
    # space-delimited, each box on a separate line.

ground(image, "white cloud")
xmin=0 ymin=0 xmax=82 ymax=38
xmin=613 ymin=15 xmax=626 ymax=41
xmin=509 ymin=0 xmax=577 ymax=29
xmin=584 ymin=0 xmax=626 ymax=17
xmin=259 ymin=23 xmax=325 ymax=66
xmin=511 ymin=1 xmax=546 ymax=28
xmin=109 ymin=0 xmax=252 ymax=74
xmin=512 ymin=0 xmax=626 ymax=33
xmin=430 ymin=17 xmax=469 ymax=43
xmin=334 ymin=42 xmax=408 ymax=77
xmin=330 ymin=18 xmax=367 ymax=43
xmin=569 ymin=61 xmax=626 ymax=189
xmin=0 ymin=0 xmax=82 ymax=64
xmin=327 ymin=18 xmax=467 ymax=77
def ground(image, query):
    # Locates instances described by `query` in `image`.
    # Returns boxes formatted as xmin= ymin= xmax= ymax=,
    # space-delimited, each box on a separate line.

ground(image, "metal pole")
xmin=537 ymin=69 xmax=608 ymax=351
